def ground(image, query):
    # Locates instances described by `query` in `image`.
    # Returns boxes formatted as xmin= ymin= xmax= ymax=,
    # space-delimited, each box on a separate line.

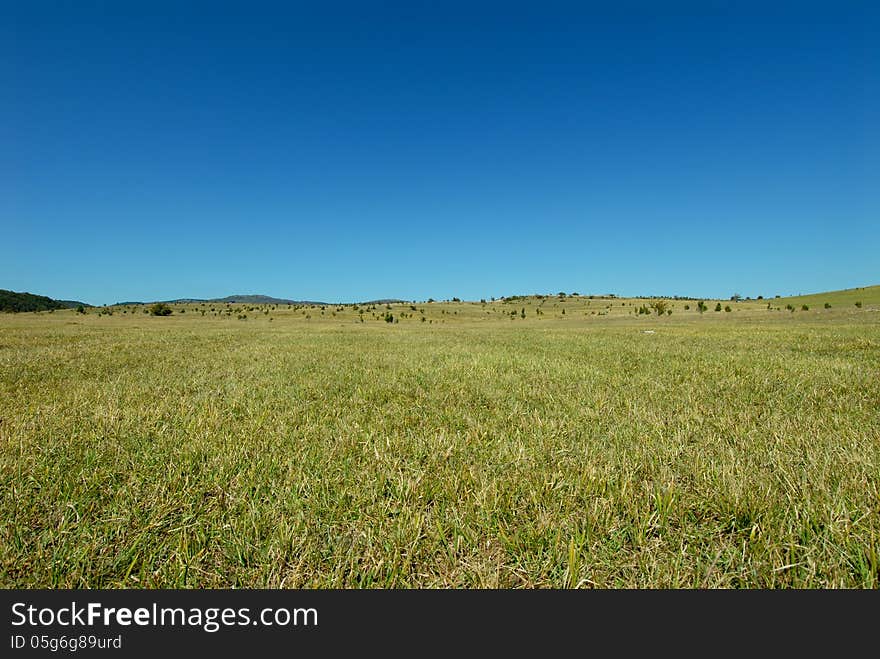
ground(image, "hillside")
xmin=0 ymin=289 xmax=91 ymax=313
xmin=773 ymin=285 xmax=880 ymax=309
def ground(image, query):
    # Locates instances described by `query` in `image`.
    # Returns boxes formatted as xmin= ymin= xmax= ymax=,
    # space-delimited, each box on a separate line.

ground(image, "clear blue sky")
xmin=3 ymin=1 xmax=878 ymax=305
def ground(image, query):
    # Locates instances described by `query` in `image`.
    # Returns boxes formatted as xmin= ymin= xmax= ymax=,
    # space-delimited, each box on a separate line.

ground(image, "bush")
xmin=651 ymin=300 xmax=669 ymax=316
xmin=697 ymin=301 xmax=707 ymax=313
xmin=149 ymin=303 xmax=172 ymax=316
xmin=801 ymin=305 xmax=809 ymax=311
xmin=683 ymin=304 xmax=690 ymax=310
xmin=714 ymin=303 xmax=722 ymax=312
xmin=824 ymin=303 xmax=831 ymax=309
xmin=855 ymin=301 xmax=862 ymax=308
xmin=724 ymin=305 xmax=731 ymax=312
xmin=76 ymin=305 xmax=85 ymax=314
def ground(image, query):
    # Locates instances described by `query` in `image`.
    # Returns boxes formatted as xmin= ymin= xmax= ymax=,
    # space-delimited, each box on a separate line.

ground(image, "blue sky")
xmin=3 ymin=1 xmax=877 ymax=305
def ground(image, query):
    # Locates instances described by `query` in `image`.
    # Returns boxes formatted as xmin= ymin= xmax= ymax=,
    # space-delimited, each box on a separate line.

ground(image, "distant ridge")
xmin=113 ymin=294 xmax=412 ymax=306
xmin=360 ymin=299 xmax=408 ymax=305
xmin=115 ymin=294 xmax=331 ymax=306
xmin=0 ymin=289 xmax=92 ymax=312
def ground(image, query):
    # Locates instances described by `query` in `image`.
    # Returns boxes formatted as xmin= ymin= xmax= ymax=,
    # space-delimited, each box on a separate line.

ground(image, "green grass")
xmin=1 ymin=295 xmax=878 ymax=588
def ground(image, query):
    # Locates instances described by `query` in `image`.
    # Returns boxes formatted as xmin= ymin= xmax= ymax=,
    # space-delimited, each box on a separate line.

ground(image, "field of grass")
xmin=1 ymin=289 xmax=879 ymax=587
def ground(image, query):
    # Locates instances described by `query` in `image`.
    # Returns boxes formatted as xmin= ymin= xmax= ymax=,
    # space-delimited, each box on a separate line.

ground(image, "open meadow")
xmin=2 ymin=288 xmax=879 ymax=587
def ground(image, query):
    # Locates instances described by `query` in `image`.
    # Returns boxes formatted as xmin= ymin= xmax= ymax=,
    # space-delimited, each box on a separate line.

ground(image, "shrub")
xmin=824 ymin=303 xmax=831 ymax=309
xmin=149 ymin=303 xmax=172 ymax=316
xmin=651 ymin=300 xmax=669 ymax=316
xmin=801 ymin=305 xmax=809 ymax=311
xmin=683 ymin=304 xmax=690 ymax=310
xmin=697 ymin=301 xmax=707 ymax=313
xmin=76 ymin=305 xmax=85 ymax=314
xmin=724 ymin=305 xmax=731 ymax=312
xmin=855 ymin=301 xmax=862 ymax=308
xmin=714 ymin=303 xmax=722 ymax=312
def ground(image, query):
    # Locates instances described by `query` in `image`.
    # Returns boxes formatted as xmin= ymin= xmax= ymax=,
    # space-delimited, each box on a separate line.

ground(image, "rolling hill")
xmin=772 ymin=285 xmax=880 ymax=308
xmin=0 ymin=289 xmax=92 ymax=313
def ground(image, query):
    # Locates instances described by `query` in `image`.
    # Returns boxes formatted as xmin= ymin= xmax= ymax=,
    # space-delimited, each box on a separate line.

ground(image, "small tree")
xmin=149 ymin=303 xmax=172 ymax=316
xmin=697 ymin=300 xmax=707 ymax=314
xmin=714 ymin=302 xmax=722 ymax=312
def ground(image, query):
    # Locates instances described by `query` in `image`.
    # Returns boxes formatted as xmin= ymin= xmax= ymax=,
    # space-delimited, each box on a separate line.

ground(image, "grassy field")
xmin=1 ymin=287 xmax=879 ymax=588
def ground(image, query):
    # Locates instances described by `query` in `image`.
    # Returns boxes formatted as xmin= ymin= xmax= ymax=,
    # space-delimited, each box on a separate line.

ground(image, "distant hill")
xmin=360 ymin=299 xmax=410 ymax=305
xmin=0 ymin=289 xmax=91 ymax=312
xmin=203 ymin=295 xmax=330 ymax=305
xmin=115 ymin=294 xmax=331 ymax=306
